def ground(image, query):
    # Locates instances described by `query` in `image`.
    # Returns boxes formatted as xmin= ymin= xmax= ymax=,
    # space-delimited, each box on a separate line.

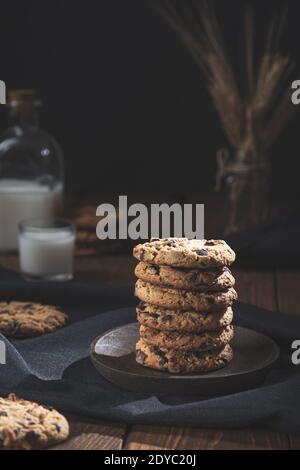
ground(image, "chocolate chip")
xmin=190 ymin=272 xmax=198 ymax=282
xmin=151 ymin=265 xmax=160 ymax=274
xmin=26 ymin=431 xmax=39 ymax=445
xmin=54 ymin=423 xmax=61 ymax=433
xmin=193 ymin=351 xmax=207 ymax=359
xmin=161 ymin=315 xmax=172 ymax=323
xmin=154 ymin=347 xmax=163 ymax=357
xmin=150 ymin=238 xmax=160 ymax=242
xmin=159 ymin=355 xmax=168 ymax=367
xmin=8 ymin=321 xmax=20 ymax=333
xmin=195 ymin=249 xmax=209 ymax=256
xmin=22 ymin=303 xmax=34 ymax=309
xmin=0 ymin=411 xmax=8 ymax=417
xmin=140 ymin=249 xmax=145 ymax=261
xmin=205 ymin=241 xmax=216 ymax=246
xmin=140 ymin=310 xmax=159 ymax=319
xmin=148 ymin=313 xmax=159 ymax=319
xmin=136 ymin=350 xmax=147 ymax=364
xmin=154 ymin=347 xmax=168 ymax=366
xmin=42 ymin=405 xmax=54 ymax=411
xmin=166 ymin=240 xmax=177 ymax=246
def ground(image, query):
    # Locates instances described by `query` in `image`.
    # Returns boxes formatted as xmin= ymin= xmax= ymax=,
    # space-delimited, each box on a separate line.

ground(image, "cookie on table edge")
xmin=0 ymin=301 xmax=68 ymax=338
xmin=0 ymin=394 xmax=69 ymax=450
xmin=136 ymin=340 xmax=233 ymax=374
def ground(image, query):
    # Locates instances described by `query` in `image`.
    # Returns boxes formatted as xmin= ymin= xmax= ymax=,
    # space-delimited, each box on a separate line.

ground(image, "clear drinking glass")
xmin=19 ymin=218 xmax=75 ymax=281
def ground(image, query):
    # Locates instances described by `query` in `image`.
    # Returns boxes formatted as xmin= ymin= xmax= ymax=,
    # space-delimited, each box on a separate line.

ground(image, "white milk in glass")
xmin=19 ymin=229 xmax=74 ymax=280
xmin=0 ymin=179 xmax=63 ymax=251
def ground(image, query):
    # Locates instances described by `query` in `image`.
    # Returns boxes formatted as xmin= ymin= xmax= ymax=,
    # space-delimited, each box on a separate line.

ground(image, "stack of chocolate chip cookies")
xmin=133 ymin=238 xmax=237 ymax=374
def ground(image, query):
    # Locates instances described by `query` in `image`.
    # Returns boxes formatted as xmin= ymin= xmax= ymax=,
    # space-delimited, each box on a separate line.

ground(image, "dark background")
xmin=1 ymin=0 xmax=300 ymax=201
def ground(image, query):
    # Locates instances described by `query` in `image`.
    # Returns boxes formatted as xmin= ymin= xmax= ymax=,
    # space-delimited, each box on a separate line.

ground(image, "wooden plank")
xmin=233 ymin=268 xmax=277 ymax=311
xmin=75 ymin=255 xmax=135 ymax=284
xmin=51 ymin=419 xmax=127 ymax=450
xmin=0 ymin=254 xmax=19 ymax=272
xmin=124 ymin=426 xmax=289 ymax=450
xmin=289 ymin=435 xmax=300 ymax=450
xmin=275 ymin=270 xmax=300 ymax=315
xmin=0 ymin=253 xmax=136 ymax=285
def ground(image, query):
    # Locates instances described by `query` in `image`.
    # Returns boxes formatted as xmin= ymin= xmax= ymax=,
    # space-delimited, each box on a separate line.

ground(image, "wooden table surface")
xmin=1 ymin=253 xmax=299 ymax=450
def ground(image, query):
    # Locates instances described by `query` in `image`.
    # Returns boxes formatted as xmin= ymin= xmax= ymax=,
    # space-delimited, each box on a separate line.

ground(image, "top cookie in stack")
xmin=133 ymin=238 xmax=237 ymax=374
xmin=134 ymin=238 xmax=235 ymax=268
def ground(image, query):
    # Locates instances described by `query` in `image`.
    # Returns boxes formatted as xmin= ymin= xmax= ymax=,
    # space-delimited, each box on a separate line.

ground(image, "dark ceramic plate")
xmin=90 ymin=323 xmax=279 ymax=396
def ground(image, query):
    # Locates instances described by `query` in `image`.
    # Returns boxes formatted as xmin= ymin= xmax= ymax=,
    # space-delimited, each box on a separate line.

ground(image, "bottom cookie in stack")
xmin=136 ymin=339 xmax=233 ymax=374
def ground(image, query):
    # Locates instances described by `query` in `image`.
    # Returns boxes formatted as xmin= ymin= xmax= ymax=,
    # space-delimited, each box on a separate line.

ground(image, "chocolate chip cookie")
xmin=135 ymin=262 xmax=235 ymax=291
xmin=140 ymin=324 xmax=233 ymax=351
xmin=137 ymin=303 xmax=233 ymax=333
xmin=74 ymin=205 xmax=99 ymax=230
xmin=135 ymin=280 xmax=237 ymax=312
xmin=0 ymin=301 xmax=68 ymax=338
xmin=0 ymin=394 xmax=69 ymax=450
xmin=136 ymin=340 xmax=233 ymax=373
xmin=133 ymin=238 xmax=235 ymax=268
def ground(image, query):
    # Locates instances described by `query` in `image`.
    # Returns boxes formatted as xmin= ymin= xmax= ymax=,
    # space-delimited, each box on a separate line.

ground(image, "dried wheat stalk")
xmin=156 ymin=0 xmax=295 ymax=160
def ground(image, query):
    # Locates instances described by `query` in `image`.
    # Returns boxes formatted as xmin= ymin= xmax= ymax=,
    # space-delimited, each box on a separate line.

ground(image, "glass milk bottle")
xmin=0 ymin=90 xmax=64 ymax=252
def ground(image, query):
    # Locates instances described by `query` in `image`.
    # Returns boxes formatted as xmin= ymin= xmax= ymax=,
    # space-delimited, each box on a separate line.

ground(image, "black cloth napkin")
xmin=0 ymin=277 xmax=300 ymax=433
xmin=226 ymin=206 xmax=300 ymax=268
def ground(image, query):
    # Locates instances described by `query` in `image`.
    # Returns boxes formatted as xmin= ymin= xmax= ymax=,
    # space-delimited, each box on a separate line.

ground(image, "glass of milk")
xmin=19 ymin=218 xmax=75 ymax=281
